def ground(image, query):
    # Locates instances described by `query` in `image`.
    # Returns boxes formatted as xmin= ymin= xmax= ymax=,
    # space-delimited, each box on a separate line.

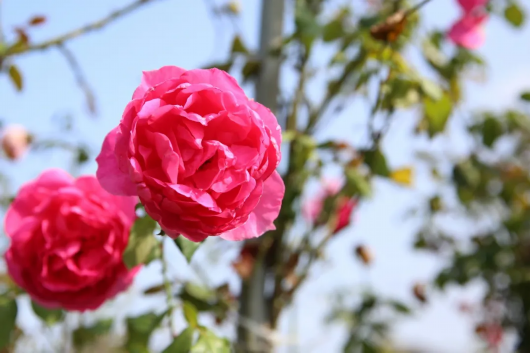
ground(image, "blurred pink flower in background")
xmin=4 ymin=169 xmax=140 ymax=311
xmin=303 ymin=179 xmax=357 ymax=234
xmin=1 ymin=124 xmax=31 ymax=160
xmin=448 ymin=0 xmax=489 ymax=49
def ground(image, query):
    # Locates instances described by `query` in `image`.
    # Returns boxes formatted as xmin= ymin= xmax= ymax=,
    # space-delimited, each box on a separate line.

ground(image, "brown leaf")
xmin=232 ymin=243 xmax=259 ymax=280
xmin=413 ymin=283 xmax=427 ymax=303
xmin=355 ymin=245 xmax=373 ymax=265
xmin=14 ymin=27 xmax=29 ymax=44
xmin=29 ymin=15 xmax=47 ymax=26
xmin=370 ymin=11 xmax=407 ymax=42
xmin=143 ymin=284 xmax=165 ymax=295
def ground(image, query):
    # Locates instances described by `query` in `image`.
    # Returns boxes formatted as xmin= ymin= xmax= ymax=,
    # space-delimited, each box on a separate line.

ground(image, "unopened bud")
xmin=227 ymin=1 xmax=240 ymax=15
xmin=413 ymin=283 xmax=427 ymax=303
xmin=1 ymin=124 xmax=31 ymax=160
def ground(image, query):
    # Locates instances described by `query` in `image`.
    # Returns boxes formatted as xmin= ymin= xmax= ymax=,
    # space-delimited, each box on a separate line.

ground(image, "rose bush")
xmin=303 ymin=179 xmax=357 ymax=234
xmin=4 ymin=169 xmax=139 ymax=311
xmin=96 ymin=66 xmax=284 ymax=242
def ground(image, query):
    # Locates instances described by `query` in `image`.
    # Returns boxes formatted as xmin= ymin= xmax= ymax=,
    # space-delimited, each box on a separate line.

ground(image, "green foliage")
xmin=183 ymin=301 xmax=199 ymax=328
xmin=0 ymin=296 xmax=17 ymax=349
xmin=174 ymin=236 xmax=203 ymax=263
xmin=162 ymin=327 xmax=195 ymax=353
xmin=8 ymin=65 xmax=23 ymax=91
xmin=73 ymin=319 xmax=113 ymax=349
xmin=363 ymin=148 xmax=390 ymax=177
xmin=424 ymin=92 xmax=452 ymax=137
xmin=191 ymin=328 xmax=231 ymax=353
xmin=504 ymin=3 xmax=525 ymax=27
xmin=31 ymin=300 xmax=64 ymax=325
xmin=123 ymin=215 xmax=160 ymax=269
xmin=125 ymin=311 xmax=168 ymax=352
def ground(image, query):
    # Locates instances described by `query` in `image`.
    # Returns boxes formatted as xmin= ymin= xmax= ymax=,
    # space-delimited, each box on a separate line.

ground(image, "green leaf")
xmin=0 ymin=297 xmax=17 ymax=349
xmin=322 ymin=19 xmax=344 ymax=42
xmin=31 ymin=301 xmax=64 ymax=325
xmin=241 ymin=60 xmax=261 ymax=82
xmin=162 ymin=327 xmax=195 ymax=353
xmin=482 ymin=117 xmax=503 ymax=147
xmin=389 ymin=301 xmax=411 ymax=314
xmin=419 ymin=78 xmax=442 ymax=100
xmin=295 ymin=1 xmax=321 ymax=49
xmin=73 ymin=319 xmax=113 ymax=349
xmin=183 ymin=301 xmax=199 ymax=328
xmin=520 ymin=91 xmax=530 ymax=101
xmin=363 ymin=149 xmax=390 ymax=177
xmin=504 ymin=3 xmax=525 ymax=27
xmin=191 ymin=329 xmax=230 ymax=353
xmin=123 ymin=216 xmax=159 ymax=269
xmin=125 ymin=311 xmax=168 ymax=352
xmin=8 ymin=65 xmax=23 ymax=91
xmin=345 ymin=167 xmax=372 ymax=197
xmin=424 ymin=93 xmax=452 ymax=137
xmin=174 ymin=237 xmax=203 ymax=263
xmin=230 ymin=35 xmax=248 ymax=55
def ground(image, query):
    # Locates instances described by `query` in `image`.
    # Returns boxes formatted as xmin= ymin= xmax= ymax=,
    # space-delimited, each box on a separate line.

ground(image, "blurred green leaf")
xmin=295 ymin=0 xmax=320 ymax=49
xmin=123 ymin=216 xmax=159 ymax=269
xmin=125 ymin=311 xmax=168 ymax=352
xmin=482 ymin=116 xmax=503 ymax=147
xmin=520 ymin=91 xmax=530 ymax=101
xmin=162 ymin=327 xmax=195 ymax=353
xmin=242 ymin=60 xmax=261 ymax=82
xmin=31 ymin=301 xmax=64 ymax=325
xmin=419 ymin=78 xmax=443 ymax=100
xmin=345 ymin=167 xmax=371 ymax=197
xmin=230 ymin=35 xmax=248 ymax=55
xmin=73 ymin=319 xmax=113 ymax=349
xmin=174 ymin=237 xmax=203 ymax=263
xmin=322 ymin=17 xmax=345 ymax=42
xmin=191 ymin=329 xmax=230 ymax=353
xmin=183 ymin=301 xmax=199 ymax=328
xmin=504 ymin=3 xmax=525 ymax=27
xmin=8 ymin=65 xmax=23 ymax=91
xmin=0 ymin=296 xmax=17 ymax=349
xmin=76 ymin=146 xmax=90 ymax=164
xmin=363 ymin=148 xmax=390 ymax=177
xmin=424 ymin=92 xmax=452 ymax=137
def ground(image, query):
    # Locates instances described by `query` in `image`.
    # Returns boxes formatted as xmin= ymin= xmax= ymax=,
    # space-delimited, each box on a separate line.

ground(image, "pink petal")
xmin=35 ymin=168 xmax=74 ymax=188
xmin=96 ymin=127 xmax=137 ymax=196
xmin=448 ymin=16 xmax=486 ymax=49
xmin=457 ymin=0 xmax=488 ymax=13
xmin=133 ymin=66 xmax=186 ymax=100
xmin=249 ymin=100 xmax=282 ymax=147
xmin=182 ymin=68 xmax=248 ymax=101
xmin=220 ymin=171 xmax=284 ymax=241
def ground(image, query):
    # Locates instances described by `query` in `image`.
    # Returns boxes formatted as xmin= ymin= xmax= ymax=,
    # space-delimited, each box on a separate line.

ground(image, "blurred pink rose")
xmin=96 ymin=66 xmax=284 ymax=242
xmin=476 ymin=322 xmax=503 ymax=350
xmin=449 ymin=0 xmax=488 ymax=49
xmin=1 ymin=124 xmax=31 ymax=160
xmin=4 ymin=169 xmax=139 ymax=311
xmin=303 ymin=179 xmax=357 ymax=234
xmin=457 ymin=0 xmax=488 ymax=13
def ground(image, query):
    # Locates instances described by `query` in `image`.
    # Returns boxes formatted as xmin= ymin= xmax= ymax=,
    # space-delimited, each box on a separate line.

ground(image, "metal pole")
xmin=237 ymin=0 xmax=285 ymax=352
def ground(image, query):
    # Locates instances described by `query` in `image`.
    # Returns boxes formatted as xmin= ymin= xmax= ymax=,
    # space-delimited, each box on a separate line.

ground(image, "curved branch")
xmin=5 ymin=0 xmax=162 ymax=56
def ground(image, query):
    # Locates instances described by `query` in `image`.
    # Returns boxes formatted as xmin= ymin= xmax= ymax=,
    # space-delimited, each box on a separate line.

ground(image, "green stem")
xmin=160 ymin=238 xmax=176 ymax=337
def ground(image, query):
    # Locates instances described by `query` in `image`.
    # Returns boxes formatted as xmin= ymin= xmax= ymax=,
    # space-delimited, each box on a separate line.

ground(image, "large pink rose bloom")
xmin=4 ymin=169 xmax=139 ymax=311
xmin=96 ymin=66 xmax=284 ymax=242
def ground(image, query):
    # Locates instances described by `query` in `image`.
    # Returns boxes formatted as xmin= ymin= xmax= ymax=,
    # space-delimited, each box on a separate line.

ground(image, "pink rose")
xmin=1 ymin=124 xmax=31 ymax=160
xmin=96 ymin=66 xmax=284 ymax=242
xmin=448 ymin=0 xmax=488 ymax=49
xmin=303 ymin=179 xmax=357 ymax=234
xmin=4 ymin=169 xmax=139 ymax=311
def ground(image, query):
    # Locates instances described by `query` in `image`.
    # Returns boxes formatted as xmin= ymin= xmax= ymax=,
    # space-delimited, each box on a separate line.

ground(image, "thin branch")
xmin=160 ymin=238 xmax=177 ymax=337
xmin=5 ymin=0 xmax=161 ymax=56
xmin=57 ymin=44 xmax=97 ymax=115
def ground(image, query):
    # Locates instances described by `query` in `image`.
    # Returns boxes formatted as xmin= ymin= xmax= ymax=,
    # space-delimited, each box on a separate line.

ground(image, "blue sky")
xmin=1 ymin=0 xmax=530 ymax=352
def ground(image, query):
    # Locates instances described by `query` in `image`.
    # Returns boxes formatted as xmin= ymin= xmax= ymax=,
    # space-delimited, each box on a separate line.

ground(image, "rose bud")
xmin=1 ymin=124 xmax=32 ymax=160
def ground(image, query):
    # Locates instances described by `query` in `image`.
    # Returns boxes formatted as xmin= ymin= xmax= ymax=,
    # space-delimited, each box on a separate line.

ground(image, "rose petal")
xmin=182 ymin=68 xmax=248 ymax=101
xmin=220 ymin=171 xmax=284 ymax=241
xmin=133 ymin=66 xmax=186 ymax=100
xmin=96 ymin=127 xmax=137 ymax=196
xmin=457 ymin=0 xmax=487 ymax=13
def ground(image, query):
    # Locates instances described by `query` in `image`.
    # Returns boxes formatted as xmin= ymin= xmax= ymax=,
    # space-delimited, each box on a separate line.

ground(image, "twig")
xmin=160 ymin=238 xmax=177 ymax=337
xmin=5 ymin=0 xmax=161 ymax=56
xmin=406 ymin=0 xmax=434 ymax=16
xmin=57 ymin=44 xmax=97 ymax=115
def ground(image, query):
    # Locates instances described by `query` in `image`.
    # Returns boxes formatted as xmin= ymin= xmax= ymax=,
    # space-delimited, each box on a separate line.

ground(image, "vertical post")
xmin=237 ymin=0 xmax=285 ymax=352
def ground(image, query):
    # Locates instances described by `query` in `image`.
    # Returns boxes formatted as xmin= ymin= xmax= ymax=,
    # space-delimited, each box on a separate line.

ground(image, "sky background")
xmin=1 ymin=0 xmax=530 ymax=352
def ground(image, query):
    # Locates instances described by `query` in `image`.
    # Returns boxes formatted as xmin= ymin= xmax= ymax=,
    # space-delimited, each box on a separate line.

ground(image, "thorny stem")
xmin=4 ymin=0 xmax=162 ymax=56
xmin=160 ymin=238 xmax=177 ymax=337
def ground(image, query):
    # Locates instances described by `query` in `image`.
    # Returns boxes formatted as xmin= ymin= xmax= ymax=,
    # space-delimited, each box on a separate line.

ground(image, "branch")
xmin=57 ymin=44 xmax=97 ymax=115
xmin=5 ymin=0 xmax=161 ymax=56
